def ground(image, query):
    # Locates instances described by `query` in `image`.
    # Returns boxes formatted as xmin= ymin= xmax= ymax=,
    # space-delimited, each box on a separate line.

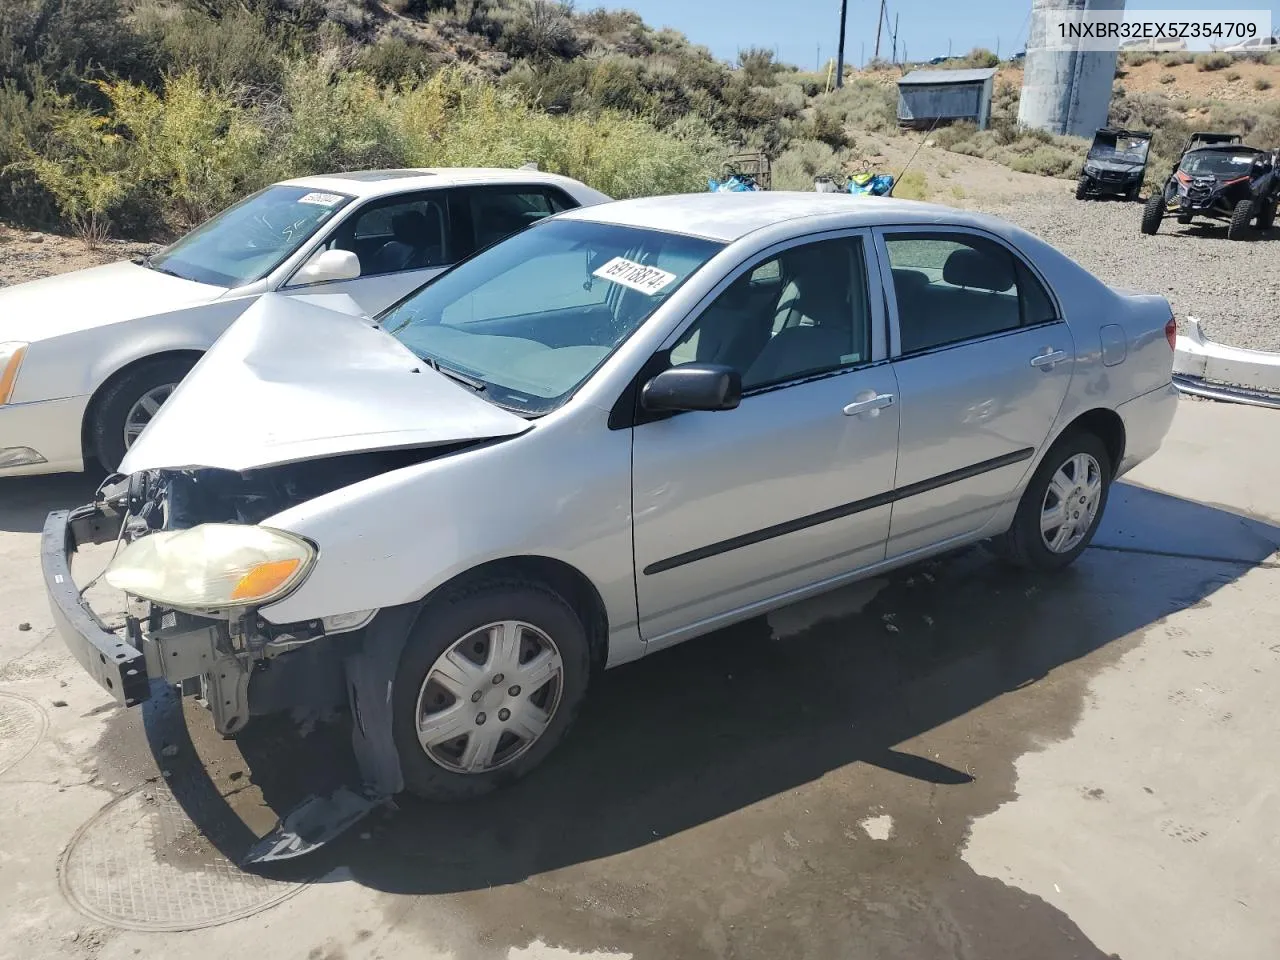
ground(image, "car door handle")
xmin=843 ymin=393 xmax=895 ymax=417
xmin=1030 ymin=349 xmax=1068 ymax=369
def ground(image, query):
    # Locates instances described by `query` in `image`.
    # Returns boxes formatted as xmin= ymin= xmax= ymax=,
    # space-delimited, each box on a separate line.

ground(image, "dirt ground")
xmin=1 ymin=397 xmax=1279 ymax=960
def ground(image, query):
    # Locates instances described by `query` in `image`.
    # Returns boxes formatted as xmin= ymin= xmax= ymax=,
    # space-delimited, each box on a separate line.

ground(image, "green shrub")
xmin=1196 ymin=52 xmax=1232 ymax=72
xmin=1123 ymin=51 xmax=1155 ymax=67
xmin=772 ymin=139 xmax=843 ymax=190
xmin=1256 ymin=77 xmax=1273 ymax=91
xmin=737 ymin=47 xmax=779 ymax=87
xmin=1162 ymin=51 xmax=1194 ymax=66
xmin=894 ymin=170 xmax=928 ymax=200
xmin=961 ymin=47 xmax=999 ymax=69
xmin=1225 ymin=70 xmax=1241 ymax=82
xmin=133 ymin=4 xmax=285 ymax=92
xmin=355 ymin=36 xmax=442 ymax=85
xmin=497 ymin=0 xmax=580 ymax=61
xmin=803 ymin=108 xmax=850 ymax=149
xmin=813 ymin=79 xmax=897 ymax=133
xmin=1160 ymin=72 xmax=1177 ymax=84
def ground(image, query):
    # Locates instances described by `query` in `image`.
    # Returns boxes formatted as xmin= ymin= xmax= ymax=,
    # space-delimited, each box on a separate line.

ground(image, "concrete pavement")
xmin=0 ymin=397 xmax=1277 ymax=960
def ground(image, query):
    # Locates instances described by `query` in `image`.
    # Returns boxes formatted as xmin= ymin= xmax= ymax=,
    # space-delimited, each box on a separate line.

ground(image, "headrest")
xmin=391 ymin=209 xmax=429 ymax=243
xmin=891 ymin=268 xmax=930 ymax=295
xmin=942 ymin=248 xmax=1014 ymax=292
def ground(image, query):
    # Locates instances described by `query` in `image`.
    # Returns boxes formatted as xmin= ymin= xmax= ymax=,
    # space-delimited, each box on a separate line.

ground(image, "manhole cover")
xmin=59 ymin=786 xmax=308 ymax=931
xmin=0 ymin=691 xmax=47 ymax=776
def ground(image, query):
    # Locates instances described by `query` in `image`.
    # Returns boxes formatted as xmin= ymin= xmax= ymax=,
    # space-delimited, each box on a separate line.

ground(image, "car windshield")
xmin=1089 ymin=136 xmax=1150 ymax=164
xmin=1180 ymin=150 xmax=1259 ymax=178
xmin=379 ymin=218 xmax=724 ymax=415
xmin=146 ymin=185 xmax=354 ymax=288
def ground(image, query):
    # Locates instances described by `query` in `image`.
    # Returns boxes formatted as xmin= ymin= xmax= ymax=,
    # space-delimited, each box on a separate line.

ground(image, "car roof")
xmin=276 ymin=167 xmax=586 ymax=198
xmin=557 ymin=191 xmax=1009 ymax=244
xmin=1187 ymin=144 xmax=1264 ymax=154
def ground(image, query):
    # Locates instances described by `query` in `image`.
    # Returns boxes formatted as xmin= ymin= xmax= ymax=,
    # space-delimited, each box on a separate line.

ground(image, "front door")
xmin=875 ymin=228 xmax=1075 ymax=557
xmin=631 ymin=232 xmax=900 ymax=649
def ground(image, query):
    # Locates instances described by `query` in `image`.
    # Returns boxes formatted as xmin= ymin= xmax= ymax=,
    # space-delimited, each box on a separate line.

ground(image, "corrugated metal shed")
xmin=897 ymin=67 xmax=998 ymax=130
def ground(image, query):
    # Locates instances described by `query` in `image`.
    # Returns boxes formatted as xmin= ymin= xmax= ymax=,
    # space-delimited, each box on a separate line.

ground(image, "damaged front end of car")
xmin=42 ymin=447 xmax=470 ymax=861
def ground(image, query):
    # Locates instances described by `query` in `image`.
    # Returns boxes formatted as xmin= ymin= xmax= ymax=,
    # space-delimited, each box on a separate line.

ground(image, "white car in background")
xmin=0 ymin=167 xmax=609 ymax=476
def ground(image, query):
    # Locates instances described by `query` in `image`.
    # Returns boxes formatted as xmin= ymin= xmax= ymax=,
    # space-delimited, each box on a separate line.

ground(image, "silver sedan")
xmin=46 ymin=192 xmax=1179 ymax=817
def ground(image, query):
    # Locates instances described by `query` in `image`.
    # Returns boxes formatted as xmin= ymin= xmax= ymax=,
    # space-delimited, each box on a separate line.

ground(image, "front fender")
xmin=11 ymin=297 xmax=257 ymax=403
xmin=258 ymin=405 xmax=642 ymax=664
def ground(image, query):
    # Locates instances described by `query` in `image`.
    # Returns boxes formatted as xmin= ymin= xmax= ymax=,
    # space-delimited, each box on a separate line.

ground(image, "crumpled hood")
xmin=0 ymin=260 xmax=225 ymax=342
xmin=119 ymin=293 xmax=531 ymax=474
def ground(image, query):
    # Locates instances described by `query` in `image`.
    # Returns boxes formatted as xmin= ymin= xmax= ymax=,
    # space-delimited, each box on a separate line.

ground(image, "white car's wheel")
xmin=90 ymin=356 xmax=198 ymax=471
xmin=392 ymin=580 xmax=591 ymax=800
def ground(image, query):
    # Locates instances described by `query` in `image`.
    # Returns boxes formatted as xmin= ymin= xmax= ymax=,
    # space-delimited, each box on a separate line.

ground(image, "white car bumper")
xmin=0 ymin=395 xmax=90 ymax=476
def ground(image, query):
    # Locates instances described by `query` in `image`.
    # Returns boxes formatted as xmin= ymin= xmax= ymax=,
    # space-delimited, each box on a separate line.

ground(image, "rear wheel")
xmin=1228 ymin=198 xmax=1254 ymax=241
xmin=1256 ymin=200 xmax=1276 ymax=232
xmin=392 ymin=579 xmax=591 ymax=801
xmin=1140 ymin=195 xmax=1164 ymax=234
xmin=991 ymin=430 xmax=1112 ymax=572
xmin=1075 ymin=178 xmax=1089 ymax=201
xmin=90 ymin=355 xmax=198 ymax=471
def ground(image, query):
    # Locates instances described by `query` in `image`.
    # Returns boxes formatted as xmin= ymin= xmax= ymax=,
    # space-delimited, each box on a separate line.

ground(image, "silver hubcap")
xmin=1041 ymin=452 xmax=1103 ymax=554
xmin=123 ymin=383 xmax=177 ymax=449
xmin=415 ymin=620 xmax=564 ymax=774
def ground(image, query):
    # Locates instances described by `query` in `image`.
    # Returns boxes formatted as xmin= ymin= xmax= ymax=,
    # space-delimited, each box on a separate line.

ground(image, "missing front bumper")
xmin=1174 ymin=317 xmax=1280 ymax=409
xmin=42 ymin=508 xmax=151 ymax=706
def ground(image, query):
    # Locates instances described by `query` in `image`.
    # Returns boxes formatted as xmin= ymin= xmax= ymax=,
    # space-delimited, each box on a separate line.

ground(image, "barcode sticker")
xmin=592 ymin=257 xmax=677 ymax=295
xmin=297 ymin=192 xmax=344 ymax=206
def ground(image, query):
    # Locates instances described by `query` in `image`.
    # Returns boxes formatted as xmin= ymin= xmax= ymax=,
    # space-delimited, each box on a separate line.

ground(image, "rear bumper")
xmin=1174 ymin=317 xmax=1280 ymax=408
xmin=41 ymin=507 xmax=151 ymax=706
xmin=0 ymin=395 xmax=89 ymax=476
xmin=1115 ymin=381 xmax=1180 ymax=478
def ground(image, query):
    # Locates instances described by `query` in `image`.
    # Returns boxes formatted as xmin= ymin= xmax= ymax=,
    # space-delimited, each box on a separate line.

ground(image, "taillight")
xmin=1165 ymin=316 xmax=1177 ymax=350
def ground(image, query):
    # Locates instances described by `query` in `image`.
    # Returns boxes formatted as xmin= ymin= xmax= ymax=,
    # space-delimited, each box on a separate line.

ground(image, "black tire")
xmin=1256 ymin=201 xmax=1276 ymax=232
xmin=1075 ymin=178 xmax=1089 ymax=201
xmin=1228 ymin=198 xmax=1254 ymax=241
xmin=1128 ymin=184 xmax=1142 ymax=203
xmin=991 ymin=430 xmax=1112 ymax=572
xmin=1140 ymin=195 xmax=1164 ymax=234
xmin=90 ymin=355 xmax=198 ymax=471
xmin=392 ymin=579 xmax=591 ymax=801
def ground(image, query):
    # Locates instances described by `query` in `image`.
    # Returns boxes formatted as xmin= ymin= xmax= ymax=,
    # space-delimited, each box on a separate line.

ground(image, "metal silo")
xmin=1018 ymin=0 xmax=1124 ymax=137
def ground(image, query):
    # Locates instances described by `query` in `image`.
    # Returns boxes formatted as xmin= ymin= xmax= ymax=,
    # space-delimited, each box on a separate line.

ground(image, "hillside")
xmin=2 ymin=0 xmax=1279 ymax=243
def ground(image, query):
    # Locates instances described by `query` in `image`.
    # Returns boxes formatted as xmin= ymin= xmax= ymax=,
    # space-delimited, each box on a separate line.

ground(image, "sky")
xmin=620 ymin=1 xmax=1280 ymax=69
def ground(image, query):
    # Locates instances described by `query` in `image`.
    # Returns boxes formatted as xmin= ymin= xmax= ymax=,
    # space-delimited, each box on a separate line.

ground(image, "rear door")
xmin=453 ymin=184 xmax=580 ymax=258
xmin=875 ymin=227 xmax=1075 ymax=557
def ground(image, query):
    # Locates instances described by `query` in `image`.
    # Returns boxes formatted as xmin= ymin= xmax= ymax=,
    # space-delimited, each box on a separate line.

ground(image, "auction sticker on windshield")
xmin=297 ymin=192 xmax=344 ymax=207
xmin=592 ymin=257 xmax=677 ymax=295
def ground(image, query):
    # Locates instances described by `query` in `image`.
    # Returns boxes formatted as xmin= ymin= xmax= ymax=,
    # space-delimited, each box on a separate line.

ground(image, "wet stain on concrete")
xmin=73 ymin=482 xmax=1274 ymax=956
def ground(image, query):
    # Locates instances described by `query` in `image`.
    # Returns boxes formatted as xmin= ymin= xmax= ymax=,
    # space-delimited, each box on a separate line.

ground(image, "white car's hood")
xmin=120 ymin=294 xmax=531 ymax=474
xmin=0 ymin=260 xmax=226 ymax=341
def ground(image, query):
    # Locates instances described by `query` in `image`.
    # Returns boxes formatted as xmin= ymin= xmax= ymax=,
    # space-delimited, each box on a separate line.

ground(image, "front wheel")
xmin=991 ymin=430 xmax=1112 ymax=572
xmin=90 ymin=355 xmax=198 ymax=471
xmin=1140 ymin=195 xmax=1164 ymax=234
xmin=1075 ymin=178 xmax=1089 ymax=201
xmin=391 ymin=580 xmax=591 ymax=801
xmin=1228 ymin=198 xmax=1254 ymax=241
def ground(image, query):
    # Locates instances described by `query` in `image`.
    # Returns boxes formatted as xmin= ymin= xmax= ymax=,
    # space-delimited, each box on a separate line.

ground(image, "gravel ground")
xmin=979 ymin=191 xmax=1280 ymax=353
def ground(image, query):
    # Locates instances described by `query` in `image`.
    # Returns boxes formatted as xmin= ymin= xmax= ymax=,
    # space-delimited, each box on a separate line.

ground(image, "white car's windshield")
xmin=147 ymin=185 xmax=354 ymax=288
xmin=380 ymin=219 xmax=723 ymax=415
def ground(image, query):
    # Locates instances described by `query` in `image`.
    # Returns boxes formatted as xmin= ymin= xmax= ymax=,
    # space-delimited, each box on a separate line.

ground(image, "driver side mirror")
xmin=641 ymin=363 xmax=742 ymax=413
xmin=291 ymin=249 xmax=361 ymax=286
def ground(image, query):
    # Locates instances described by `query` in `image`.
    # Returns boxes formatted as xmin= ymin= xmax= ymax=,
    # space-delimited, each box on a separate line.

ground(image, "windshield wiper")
xmin=137 ymin=254 xmax=185 ymax=280
xmin=422 ymin=356 xmax=486 ymax=392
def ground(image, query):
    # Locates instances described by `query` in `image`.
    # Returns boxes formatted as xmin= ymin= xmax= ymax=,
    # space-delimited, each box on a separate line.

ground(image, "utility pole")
xmin=874 ymin=0 xmax=887 ymax=60
xmin=836 ymin=0 xmax=848 ymax=88
xmin=892 ymin=12 xmax=899 ymax=63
